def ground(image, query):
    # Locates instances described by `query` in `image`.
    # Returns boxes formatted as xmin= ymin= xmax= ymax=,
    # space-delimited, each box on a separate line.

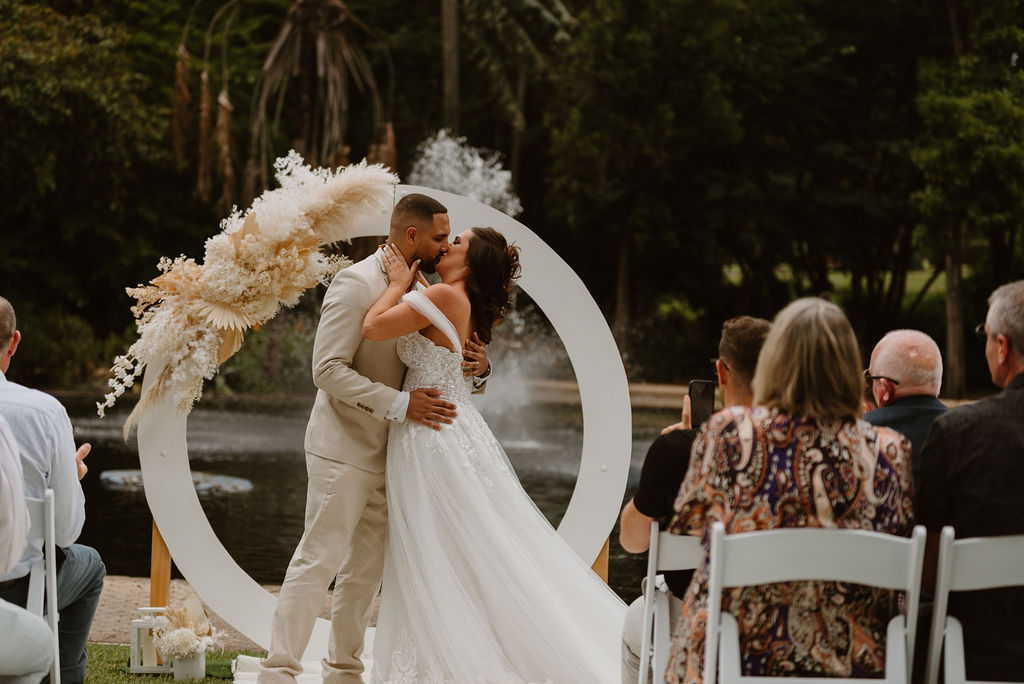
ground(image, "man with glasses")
xmin=617 ymin=315 xmax=770 ymax=684
xmin=916 ymin=280 xmax=1024 ymax=680
xmin=863 ymin=329 xmax=947 ymax=487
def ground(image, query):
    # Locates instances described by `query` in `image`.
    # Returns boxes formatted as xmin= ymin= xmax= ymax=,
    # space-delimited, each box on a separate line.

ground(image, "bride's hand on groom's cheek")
xmin=384 ymin=243 xmax=418 ymax=290
xmin=407 ymin=388 xmax=457 ymax=430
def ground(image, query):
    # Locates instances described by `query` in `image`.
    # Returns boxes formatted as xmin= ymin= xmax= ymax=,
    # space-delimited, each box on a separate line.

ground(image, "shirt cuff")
xmin=385 ymin=391 xmax=410 ymax=422
xmin=471 ymin=362 xmax=493 ymax=390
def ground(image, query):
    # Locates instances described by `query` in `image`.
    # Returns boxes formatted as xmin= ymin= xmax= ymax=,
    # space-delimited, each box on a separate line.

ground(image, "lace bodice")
xmin=395 ymin=290 xmax=472 ymax=403
xmin=397 ymin=333 xmax=472 ymax=403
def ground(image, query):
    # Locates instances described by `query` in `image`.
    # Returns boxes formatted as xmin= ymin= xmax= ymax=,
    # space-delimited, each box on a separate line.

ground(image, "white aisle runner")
xmin=232 ymin=628 xmax=375 ymax=683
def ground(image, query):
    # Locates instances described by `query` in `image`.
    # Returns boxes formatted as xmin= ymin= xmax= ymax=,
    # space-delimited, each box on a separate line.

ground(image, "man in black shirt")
xmin=618 ymin=316 xmax=770 ymax=684
xmin=864 ymin=329 xmax=947 ymax=487
xmin=917 ymin=280 xmax=1024 ymax=681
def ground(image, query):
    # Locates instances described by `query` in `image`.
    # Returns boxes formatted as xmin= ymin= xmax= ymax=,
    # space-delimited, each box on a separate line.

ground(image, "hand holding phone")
xmin=688 ymin=379 xmax=716 ymax=428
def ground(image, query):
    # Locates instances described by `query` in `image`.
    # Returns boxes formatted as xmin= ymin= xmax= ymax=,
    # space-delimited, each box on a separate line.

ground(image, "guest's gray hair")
xmin=987 ymin=280 xmax=1024 ymax=362
xmin=0 ymin=297 xmax=15 ymax=349
xmin=873 ymin=329 xmax=943 ymax=395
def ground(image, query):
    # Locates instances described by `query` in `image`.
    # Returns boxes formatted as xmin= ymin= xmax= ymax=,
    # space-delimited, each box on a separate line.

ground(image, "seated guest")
xmin=916 ymin=280 xmax=1024 ymax=680
xmin=0 ymin=296 xmax=104 ymax=684
xmin=619 ymin=316 xmax=770 ymax=684
xmin=865 ymin=329 xmax=947 ymax=486
xmin=0 ymin=414 xmax=54 ymax=683
xmin=665 ymin=298 xmax=913 ymax=683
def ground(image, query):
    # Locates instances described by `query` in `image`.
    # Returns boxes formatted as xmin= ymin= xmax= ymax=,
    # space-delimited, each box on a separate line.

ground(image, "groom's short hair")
xmin=390 ymin=193 xmax=448 ymax=236
xmin=0 ymin=296 xmax=15 ymax=348
xmin=719 ymin=315 xmax=771 ymax=386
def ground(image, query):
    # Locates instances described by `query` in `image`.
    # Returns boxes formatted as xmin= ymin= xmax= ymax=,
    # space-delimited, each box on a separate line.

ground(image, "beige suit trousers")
xmin=258 ymin=453 xmax=387 ymax=684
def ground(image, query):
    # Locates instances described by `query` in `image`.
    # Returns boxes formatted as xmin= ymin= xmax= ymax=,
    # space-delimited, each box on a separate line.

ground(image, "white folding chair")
xmin=26 ymin=489 xmax=60 ymax=684
xmin=704 ymin=521 xmax=926 ymax=684
xmin=638 ymin=520 xmax=704 ymax=684
xmin=923 ymin=526 xmax=1024 ymax=684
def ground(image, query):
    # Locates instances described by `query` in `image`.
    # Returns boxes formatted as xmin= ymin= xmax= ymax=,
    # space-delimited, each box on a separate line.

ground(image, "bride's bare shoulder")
xmin=422 ymin=283 xmax=470 ymax=315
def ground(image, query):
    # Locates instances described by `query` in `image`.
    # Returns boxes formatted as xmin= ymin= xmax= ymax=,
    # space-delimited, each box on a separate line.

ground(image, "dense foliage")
xmin=2 ymin=0 xmax=1022 ymax=391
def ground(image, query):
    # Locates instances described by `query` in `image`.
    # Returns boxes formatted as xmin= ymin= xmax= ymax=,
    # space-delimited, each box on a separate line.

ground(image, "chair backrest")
xmin=638 ymin=521 xmax=704 ymax=684
xmin=704 ymin=521 xmax=926 ymax=684
xmin=651 ymin=526 xmax=705 ymax=573
xmin=923 ymin=526 xmax=1024 ymax=684
xmin=25 ymin=490 xmax=60 ymax=684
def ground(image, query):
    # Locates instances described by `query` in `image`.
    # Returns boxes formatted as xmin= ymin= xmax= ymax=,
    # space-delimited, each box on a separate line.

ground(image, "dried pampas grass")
xmin=100 ymin=151 xmax=397 ymax=437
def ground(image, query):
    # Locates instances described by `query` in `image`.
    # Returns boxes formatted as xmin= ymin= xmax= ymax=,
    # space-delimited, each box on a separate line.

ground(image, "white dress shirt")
xmin=0 ymin=415 xmax=29 ymax=574
xmin=0 ymin=371 xmax=85 ymax=581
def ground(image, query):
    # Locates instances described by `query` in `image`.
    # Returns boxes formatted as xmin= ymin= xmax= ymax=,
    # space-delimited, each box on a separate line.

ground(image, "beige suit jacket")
xmin=304 ymin=252 xmax=404 ymax=473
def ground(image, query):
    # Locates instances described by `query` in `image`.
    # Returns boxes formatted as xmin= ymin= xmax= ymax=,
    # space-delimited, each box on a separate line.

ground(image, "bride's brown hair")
xmin=466 ymin=227 xmax=521 ymax=344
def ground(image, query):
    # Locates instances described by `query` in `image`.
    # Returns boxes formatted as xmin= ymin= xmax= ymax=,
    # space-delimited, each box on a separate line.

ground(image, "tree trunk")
xmin=441 ymin=0 xmax=459 ymax=132
xmin=944 ymin=222 xmax=967 ymax=397
xmin=612 ymin=233 xmax=631 ymax=356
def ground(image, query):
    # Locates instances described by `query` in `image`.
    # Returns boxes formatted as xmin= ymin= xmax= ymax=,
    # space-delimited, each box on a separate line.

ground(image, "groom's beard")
xmin=416 ymin=252 xmax=442 ymax=274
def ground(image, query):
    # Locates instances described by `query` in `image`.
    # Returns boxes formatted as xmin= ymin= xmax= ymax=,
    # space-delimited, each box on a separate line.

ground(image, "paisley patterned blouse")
xmin=665 ymin=406 xmax=914 ymax=683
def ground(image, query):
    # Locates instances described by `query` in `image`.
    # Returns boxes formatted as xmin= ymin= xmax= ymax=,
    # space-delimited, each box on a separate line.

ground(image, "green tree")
xmin=912 ymin=0 xmax=1024 ymax=396
xmin=0 ymin=4 xmax=184 ymax=384
xmin=544 ymin=0 xmax=928 ymax=374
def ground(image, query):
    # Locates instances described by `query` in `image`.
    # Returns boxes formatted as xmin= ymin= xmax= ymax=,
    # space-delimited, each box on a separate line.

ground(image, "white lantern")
xmin=129 ymin=606 xmax=172 ymax=673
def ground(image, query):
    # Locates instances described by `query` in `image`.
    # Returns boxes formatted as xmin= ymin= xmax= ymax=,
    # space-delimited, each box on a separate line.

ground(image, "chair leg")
xmin=943 ymin=618 xmax=966 ymax=684
xmin=718 ymin=612 xmax=743 ymax=683
xmin=651 ymin=591 xmax=671 ymax=681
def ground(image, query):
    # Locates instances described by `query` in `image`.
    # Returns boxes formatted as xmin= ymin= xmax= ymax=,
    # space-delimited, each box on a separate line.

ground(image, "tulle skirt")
xmin=370 ymin=403 xmax=625 ymax=684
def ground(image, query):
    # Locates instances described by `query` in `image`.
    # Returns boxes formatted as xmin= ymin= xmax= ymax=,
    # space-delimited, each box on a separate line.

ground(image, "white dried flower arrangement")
xmin=153 ymin=596 xmax=216 ymax=660
xmin=97 ymin=151 xmax=398 ymax=436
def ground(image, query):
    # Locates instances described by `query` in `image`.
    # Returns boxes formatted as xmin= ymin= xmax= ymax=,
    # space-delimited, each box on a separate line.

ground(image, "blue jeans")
xmin=0 ymin=544 xmax=106 ymax=684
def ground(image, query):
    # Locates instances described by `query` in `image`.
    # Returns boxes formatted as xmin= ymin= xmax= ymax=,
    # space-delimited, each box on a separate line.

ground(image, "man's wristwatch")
xmin=471 ymin=363 xmax=492 ymax=389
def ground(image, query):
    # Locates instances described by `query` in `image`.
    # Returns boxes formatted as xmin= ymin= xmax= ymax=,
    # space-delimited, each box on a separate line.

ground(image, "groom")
xmin=259 ymin=193 xmax=489 ymax=684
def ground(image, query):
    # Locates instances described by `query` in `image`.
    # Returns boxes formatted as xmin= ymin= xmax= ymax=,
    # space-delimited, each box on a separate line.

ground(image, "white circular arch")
xmin=138 ymin=185 xmax=632 ymax=658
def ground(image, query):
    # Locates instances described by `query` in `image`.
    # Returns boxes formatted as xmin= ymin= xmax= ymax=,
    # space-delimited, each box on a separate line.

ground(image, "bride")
xmin=362 ymin=227 xmax=626 ymax=683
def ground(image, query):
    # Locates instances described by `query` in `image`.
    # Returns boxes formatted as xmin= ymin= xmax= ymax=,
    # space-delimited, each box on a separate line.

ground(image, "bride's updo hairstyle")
xmin=466 ymin=227 xmax=521 ymax=344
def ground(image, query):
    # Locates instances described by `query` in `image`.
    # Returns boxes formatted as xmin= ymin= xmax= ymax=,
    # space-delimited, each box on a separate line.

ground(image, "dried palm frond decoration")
xmin=215 ymin=88 xmax=235 ymax=216
xmin=248 ymin=0 xmax=386 ymax=192
xmin=197 ymin=68 xmax=213 ymax=200
xmin=213 ymin=6 xmax=239 ymax=215
xmin=172 ymin=43 xmax=193 ymax=163
xmin=98 ymin=152 xmax=398 ymax=436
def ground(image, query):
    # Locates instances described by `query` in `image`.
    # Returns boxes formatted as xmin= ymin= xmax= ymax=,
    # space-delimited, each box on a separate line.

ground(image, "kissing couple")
xmin=258 ymin=193 xmax=625 ymax=684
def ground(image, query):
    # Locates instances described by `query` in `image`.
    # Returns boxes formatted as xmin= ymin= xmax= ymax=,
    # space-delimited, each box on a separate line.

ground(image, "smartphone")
xmin=688 ymin=379 xmax=716 ymax=428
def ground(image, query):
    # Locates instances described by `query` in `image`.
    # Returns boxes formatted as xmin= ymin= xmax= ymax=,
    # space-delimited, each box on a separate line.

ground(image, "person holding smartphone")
xmin=618 ymin=315 xmax=770 ymax=684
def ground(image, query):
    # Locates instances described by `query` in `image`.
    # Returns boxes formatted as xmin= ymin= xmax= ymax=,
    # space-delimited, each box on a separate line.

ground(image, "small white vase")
xmin=172 ymin=651 xmax=206 ymax=680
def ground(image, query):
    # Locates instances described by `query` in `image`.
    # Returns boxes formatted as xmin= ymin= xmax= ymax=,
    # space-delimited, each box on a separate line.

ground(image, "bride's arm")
xmin=362 ymin=245 xmax=431 ymax=341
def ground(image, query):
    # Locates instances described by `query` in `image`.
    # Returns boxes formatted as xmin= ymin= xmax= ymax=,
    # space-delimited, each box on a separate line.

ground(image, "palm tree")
xmin=247 ymin=0 xmax=390 ymax=197
xmin=440 ymin=0 xmax=574 ymax=182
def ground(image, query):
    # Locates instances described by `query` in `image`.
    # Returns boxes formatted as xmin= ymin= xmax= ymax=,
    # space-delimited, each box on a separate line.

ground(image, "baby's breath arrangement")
xmin=154 ymin=596 xmax=216 ymax=660
xmin=98 ymin=151 xmax=397 ymax=435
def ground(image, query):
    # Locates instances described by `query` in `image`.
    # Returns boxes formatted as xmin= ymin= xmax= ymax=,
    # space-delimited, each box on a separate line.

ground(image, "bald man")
xmin=864 ymin=329 xmax=947 ymax=487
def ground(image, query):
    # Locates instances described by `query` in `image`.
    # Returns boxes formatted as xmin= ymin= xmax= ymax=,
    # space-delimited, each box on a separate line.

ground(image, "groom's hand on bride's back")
xmin=407 ymin=388 xmax=457 ymax=430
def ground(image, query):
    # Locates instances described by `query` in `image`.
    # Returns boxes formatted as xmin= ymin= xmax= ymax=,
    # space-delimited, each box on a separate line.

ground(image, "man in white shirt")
xmin=0 ymin=413 xmax=54 ymax=683
xmin=0 ymin=296 xmax=104 ymax=684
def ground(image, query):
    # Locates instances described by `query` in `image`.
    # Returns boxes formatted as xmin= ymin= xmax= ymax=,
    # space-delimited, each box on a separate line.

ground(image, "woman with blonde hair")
xmin=664 ymin=298 xmax=914 ymax=683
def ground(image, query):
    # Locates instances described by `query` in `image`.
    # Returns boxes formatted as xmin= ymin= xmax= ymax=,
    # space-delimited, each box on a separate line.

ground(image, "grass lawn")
xmin=86 ymin=643 xmax=263 ymax=683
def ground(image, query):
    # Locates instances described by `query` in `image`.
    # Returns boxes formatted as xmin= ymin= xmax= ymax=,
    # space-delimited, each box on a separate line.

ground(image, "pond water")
xmin=65 ymin=394 xmax=668 ymax=605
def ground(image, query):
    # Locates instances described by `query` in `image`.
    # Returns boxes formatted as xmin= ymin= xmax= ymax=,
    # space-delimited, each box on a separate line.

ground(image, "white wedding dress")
xmin=370 ymin=291 xmax=626 ymax=684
